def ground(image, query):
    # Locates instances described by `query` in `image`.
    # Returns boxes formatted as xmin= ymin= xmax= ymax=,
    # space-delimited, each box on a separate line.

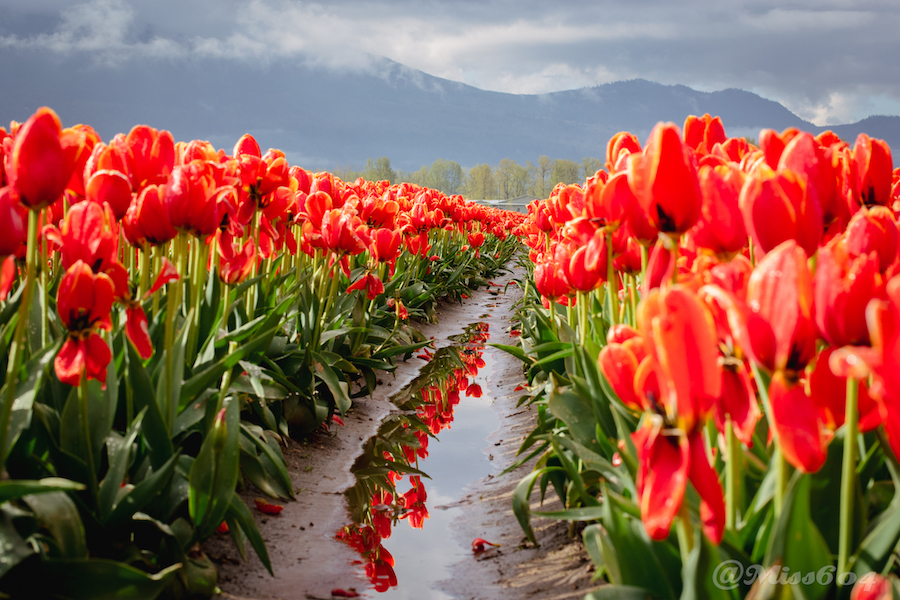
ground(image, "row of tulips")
xmin=0 ymin=107 xmax=522 ymax=598
xmin=504 ymin=114 xmax=900 ymax=599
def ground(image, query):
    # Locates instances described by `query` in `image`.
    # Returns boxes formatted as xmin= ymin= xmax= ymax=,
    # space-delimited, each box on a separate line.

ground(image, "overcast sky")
xmin=1 ymin=0 xmax=899 ymax=126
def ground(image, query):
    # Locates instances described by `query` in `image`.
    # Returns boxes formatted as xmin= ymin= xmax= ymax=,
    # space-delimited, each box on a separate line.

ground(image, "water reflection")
xmin=335 ymin=323 xmax=491 ymax=594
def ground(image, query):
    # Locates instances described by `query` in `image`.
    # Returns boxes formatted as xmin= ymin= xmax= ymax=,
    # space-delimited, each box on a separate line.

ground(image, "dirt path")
xmin=207 ymin=266 xmax=602 ymax=599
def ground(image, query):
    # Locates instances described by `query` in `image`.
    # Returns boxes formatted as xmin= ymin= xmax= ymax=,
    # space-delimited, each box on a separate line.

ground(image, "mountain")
xmin=1 ymin=50 xmax=897 ymax=172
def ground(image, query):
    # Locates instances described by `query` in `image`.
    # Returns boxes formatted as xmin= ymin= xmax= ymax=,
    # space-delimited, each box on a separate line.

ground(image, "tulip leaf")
xmin=846 ymin=455 xmax=900 ymax=593
xmin=533 ymin=506 xmax=606 ymax=521
xmin=188 ymin=397 xmax=240 ymax=542
xmin=4 ymin=342 xmax=57 ymax=455
xmin=0 ymin=507 xmax=34 ymax=579
xmin=548 ymin=388 xmax=601 ymax=451
xmin=512 ymin=466 xmax=564 ymax=547
xmin=225 ymin=492 xmax=273 ymax=575
xmin=98 ymin=409 xmax=145 ymax=522
xmin=681 ymin=528 xmax=743 ymax=600
xmin=0 ymin=477 xmax=85 ymax=503
xmin=582 ymin=524 xmax=606 ymax=582
xmin=22 ymin=491 xmax=87 ymax=559
xmin=599 ymin=489 xmax=678 ymax=600
xmin=126 ymin=343 xmax=173 ymax=469
xmin=488 ymin=342 xmax=532 ymax=365
xmin=763 ymin=473 xmax=832 ymax=600
xmin=36 ymin=558 xmax=181 ymax=600
xmin=312 ymin=352 xmax=351 ymax=415
xmin=106 ymin=451 xmax=180 ymax=527
xmin=584 ymin=586 xmax=663 ymax=599
xmin=240 ymin=423 xmax=294 ymax=500
xmin=371 ymin=340 xmax=432 ymax=359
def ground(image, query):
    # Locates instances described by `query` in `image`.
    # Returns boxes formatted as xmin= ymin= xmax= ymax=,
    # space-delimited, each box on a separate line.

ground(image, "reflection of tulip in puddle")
xmin=336 ymin=323 xmax=494 ymax=596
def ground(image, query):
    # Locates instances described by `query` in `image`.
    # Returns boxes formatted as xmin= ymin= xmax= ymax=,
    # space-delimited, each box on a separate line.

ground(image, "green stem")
xmin=676 ymin=504 xmax=695 ymax=564
xmin=725 ymin=416 xmax=740 ymax=531
xmin=40 ymin=210 xmax=49 ymax=348
xmin=187 ymin=238 xmax=208 ymax=360
xmin=577 ymin=291 xmax=587 ymax=347
xmin=606 ymin=230 xmax=618 ymax=326
xmin=79 ymin=373 xmax=100 ymax=507
xmin=217 ymin=284 xmax=235 ymax=412
xmin=837 ymin=377 xmax=860 ymax=581
xmin=0 ymin=210 xmax=40 ymax=471
xmin=774 ymin=448 xmax=788 ymax=518
xmin=548 ymin=298 xmax=558 ymax=339
xmin=628 ymin=274 xmax=638 ymax=327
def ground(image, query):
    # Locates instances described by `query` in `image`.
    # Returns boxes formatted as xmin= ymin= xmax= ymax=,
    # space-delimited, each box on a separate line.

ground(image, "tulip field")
xmin=508 ymin=115 xmax=900 ymax=599
xmin=0 ymin=107 xmax=523 ymax=598
xmin=3 ymin=103 xmax=900 ymax=600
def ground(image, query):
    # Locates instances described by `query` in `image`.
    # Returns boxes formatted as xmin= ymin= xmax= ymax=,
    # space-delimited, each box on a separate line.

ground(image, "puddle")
xmin=336 ymin=323 xmax=497 ymax=597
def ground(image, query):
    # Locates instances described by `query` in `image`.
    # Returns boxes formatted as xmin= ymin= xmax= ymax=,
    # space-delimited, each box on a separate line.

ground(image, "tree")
xmin=361 ymin=157 xmax=397 ymax=184
xmin=550 ymin=158 xmax=581 ymax=187
xmin=466 ymin=164 xmax=495 ymax=199
xmin=426 ymin=159 xmax=465 ymax=194
xmin=536 ymin=155 xmax=552 ymax=198
xmin=582 ymin=157 xmax=602 ymax=181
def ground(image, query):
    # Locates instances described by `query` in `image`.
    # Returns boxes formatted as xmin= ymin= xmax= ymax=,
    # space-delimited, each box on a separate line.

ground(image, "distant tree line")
xmin=333 ymin=155 xmax=604 ymax=200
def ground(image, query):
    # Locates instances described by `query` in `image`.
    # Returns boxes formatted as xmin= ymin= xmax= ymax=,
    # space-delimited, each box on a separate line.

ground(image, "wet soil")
xmin=206 ymin=267 xmax=602 ymax=599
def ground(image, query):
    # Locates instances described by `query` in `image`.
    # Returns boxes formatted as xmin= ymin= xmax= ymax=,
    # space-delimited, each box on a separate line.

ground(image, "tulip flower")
xmin=123 ymin=125 xmax=175 ymax=192
xmin=739 ymin=164 xmax=822 ymax=258
xmin=8 ymin=107 xmax=79 ymax=210
xmin=628 ymin=122 xmax=703 ymax=236
xmin=691 ymin=163 xmax=747 ymax=257
xmin=683 ymin=113 xmax=727 ymax=155
xmin=122 ymin=184 xmax=178 ymax=249
xmin=54 ymin=261 xmax=115 ymax=387
xmin=346 ymin=272 xmax=385 ymax=300
xmin=844 ymin=205 xmax=898 ymax=274
xmin=815 ymin=238 xmax=883 ymax=347
xmin=853 ymin=133 xmax=893 ymax=207
xmin=606 ymin=131 xmax=642 ymax=172
xmin=777 ymin=132 xmax=846 ymax=230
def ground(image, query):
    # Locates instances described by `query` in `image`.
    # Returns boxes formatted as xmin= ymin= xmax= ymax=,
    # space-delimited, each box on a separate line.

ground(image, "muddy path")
xmin=206 ymin=265 xmax=602 ymax=600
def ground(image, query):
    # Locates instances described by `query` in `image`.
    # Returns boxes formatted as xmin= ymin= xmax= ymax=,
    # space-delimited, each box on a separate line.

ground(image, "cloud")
xmin=1 ymin=0 xmax=900 ymax=124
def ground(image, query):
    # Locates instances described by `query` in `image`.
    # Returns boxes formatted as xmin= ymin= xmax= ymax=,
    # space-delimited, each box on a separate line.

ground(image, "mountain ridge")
xmin=0 ymin=51 xmax=897 ymax=172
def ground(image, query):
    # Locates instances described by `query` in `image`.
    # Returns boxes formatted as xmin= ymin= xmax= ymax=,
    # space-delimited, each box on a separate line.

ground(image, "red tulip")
xmin=606 ymin=131 xmax=641 ymax=172
xmin=346 ymin=272 xmax=384 ymax=300
xmin=632 ymin=423 xmax=725 ymax=544
xmin=638 ymin=285 xmax=722 ymax=432
xmin=0 ymin=186 xmax=27 ymax=257
xmin=691 ymin=163 xmax=747 ymax=256
xmin=844 ymin=205 xmax=898 ymax=274
xmin=218 ymin=230 xmax=256 ymax=285
xmin=122 ymin=184 xmax=178 ymax=249
xmin=55 ymin=261 xmax=115 ymax=387
xmin=124 ymin=125 xmax=175 ymax=192
xmin=744 ymin=240 xmax=817 ymax=374
xmin=777 ymin=131 xmax=846 ymax=230
xmin=8 ymin=107 xmax=78 ymax=210
xmin=850 ymin=573 xmax=892 ymax=600
xmin=814 ymin=238 xmax=883 ymax=347
xmin=739 ymin=164 xmax=822 ymax=258
xmin=628 ymin=122 xmax=703 ymax=236
xmin=853 ymin=133 xmax=893 ymax=207
xmin=534 ymin=258 xmax=571 ymax=303
xmin=683 ymin=113 xmax=727 ymax=155
xmin=164 ymin=160 xmax=219 ymax=238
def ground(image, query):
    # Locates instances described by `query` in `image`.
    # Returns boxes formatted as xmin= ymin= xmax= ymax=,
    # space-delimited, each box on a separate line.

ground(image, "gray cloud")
xmin=1 ymin=0 xmax=899 ymax=124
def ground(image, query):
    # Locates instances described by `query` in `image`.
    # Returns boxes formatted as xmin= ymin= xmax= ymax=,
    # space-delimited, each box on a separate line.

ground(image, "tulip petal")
xmin=687 ymin=431 xmax=726 ymax=544
xmin=55 ymin=338 xmax=86 ymax=387
xmin=126 ymin=305 xmax=153 ymax=359
xmin=632 ymin=422 xmax=690 ymax=541
xmin=769 ymin=372 xmax=830 ymax=473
